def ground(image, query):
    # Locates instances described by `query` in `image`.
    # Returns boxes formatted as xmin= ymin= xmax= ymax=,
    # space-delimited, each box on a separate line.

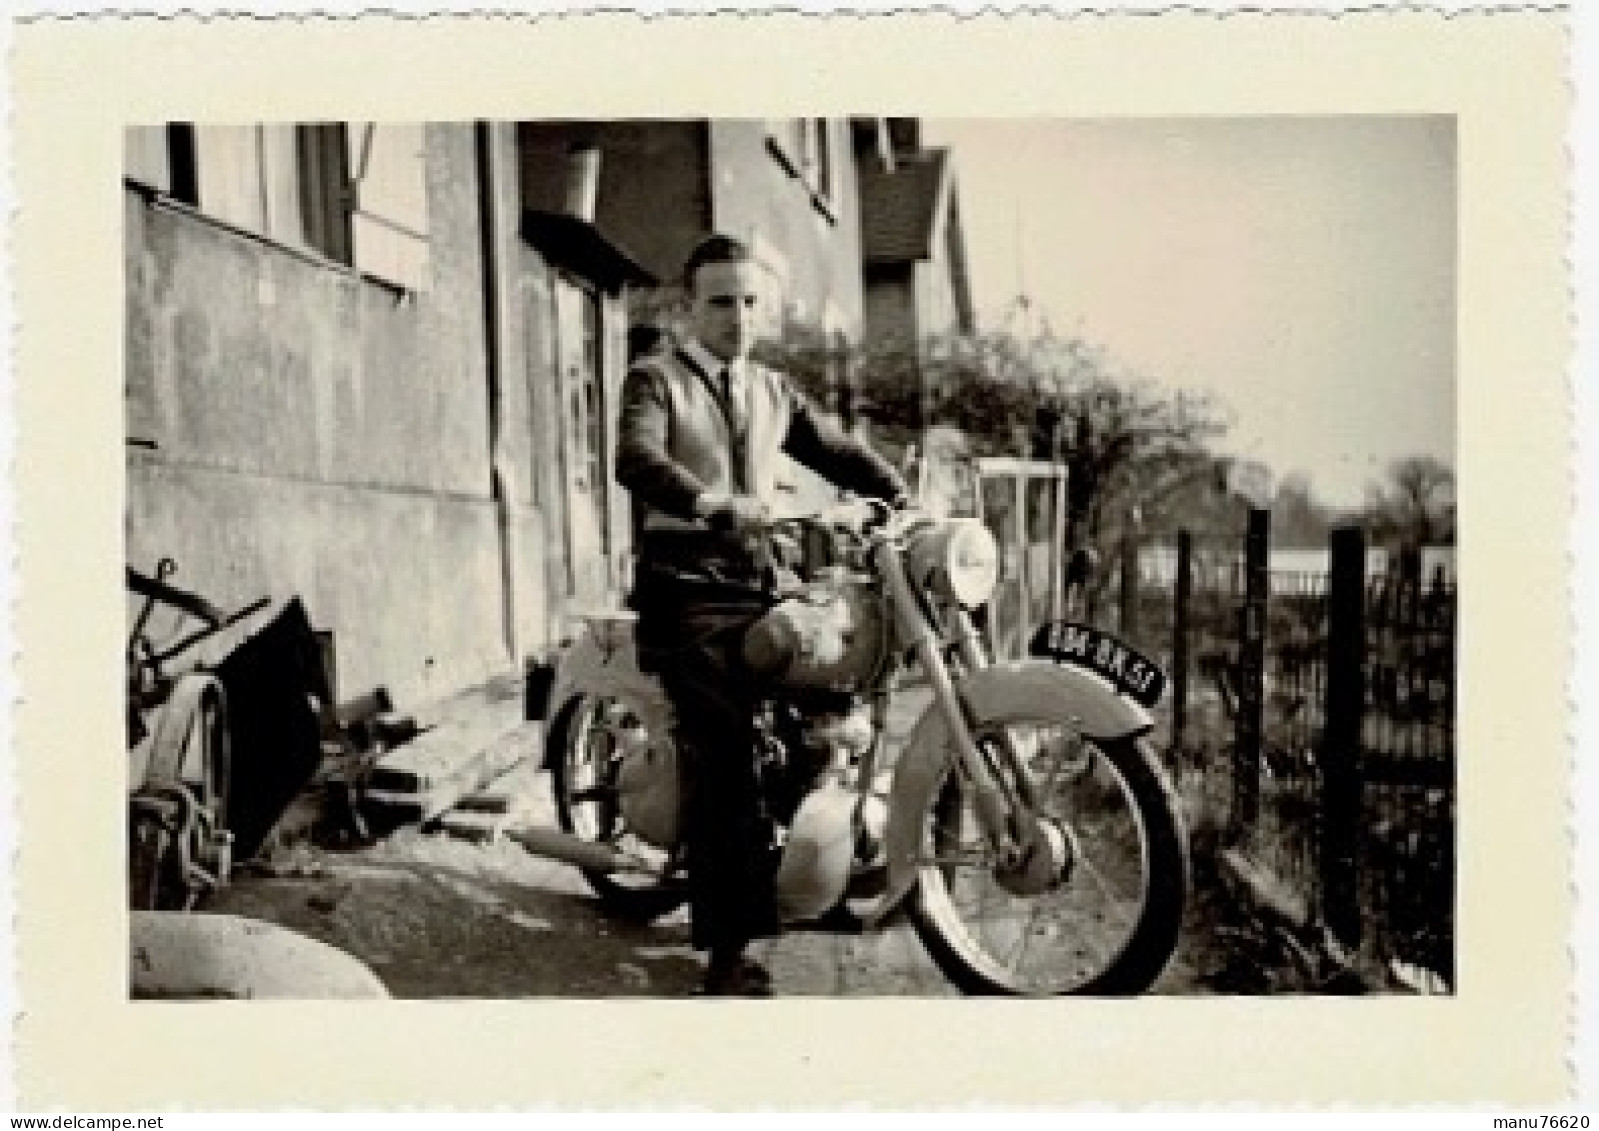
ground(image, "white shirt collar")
xmin=681 ymin=338 xmax=740 ymax=380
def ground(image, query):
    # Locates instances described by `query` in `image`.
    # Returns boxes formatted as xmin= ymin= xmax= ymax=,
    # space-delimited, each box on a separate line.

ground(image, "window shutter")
xmin=345 ymin=123 xmax=430 ymax=291
xmin=258 ymin=125 xmax=310 ymax=248
xmin=123 ymin=126 xmax=172 ymax=192
xmin=192 ymin=125 xmax=269 ymax=232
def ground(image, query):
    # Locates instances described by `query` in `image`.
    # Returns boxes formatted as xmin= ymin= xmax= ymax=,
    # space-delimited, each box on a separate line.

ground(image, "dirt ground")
xmin=202 ymin=756 xmax=1222 ymax=999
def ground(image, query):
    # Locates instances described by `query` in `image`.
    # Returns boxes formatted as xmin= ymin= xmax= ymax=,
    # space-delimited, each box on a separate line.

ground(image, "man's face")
xmin=687 ymin=258 xmax=765 ymax=364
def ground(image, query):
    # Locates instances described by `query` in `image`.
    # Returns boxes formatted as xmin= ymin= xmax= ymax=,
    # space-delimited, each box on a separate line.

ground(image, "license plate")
xmin=1028 ymin=621 xmax=1167 ymax=709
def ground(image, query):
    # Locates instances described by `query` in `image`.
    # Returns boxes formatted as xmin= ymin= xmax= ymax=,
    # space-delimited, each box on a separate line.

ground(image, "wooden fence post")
xmin=1320 ymin=525 xmax=1367 ymax=950
xmin=1231 ymin=508 xmax=1270 ymax=837
xmin=1171 ymin=529 xmax=1192 ymax=755
xmin=1119 ymin=521 xmax=1140 ymax=643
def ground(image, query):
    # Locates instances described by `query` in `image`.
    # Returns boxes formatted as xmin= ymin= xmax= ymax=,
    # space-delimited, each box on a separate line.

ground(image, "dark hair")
xmin=682 ymin=233 xmax=755 ymax=290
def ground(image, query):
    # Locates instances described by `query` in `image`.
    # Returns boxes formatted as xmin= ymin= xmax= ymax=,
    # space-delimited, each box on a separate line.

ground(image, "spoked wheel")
xmin=128 ymin=682 xmax=233 ymax=911
xmin=910 ymin=709 xmax=1188 ymax=996
xmin=550 ymin=694 xmax=688 ymax=921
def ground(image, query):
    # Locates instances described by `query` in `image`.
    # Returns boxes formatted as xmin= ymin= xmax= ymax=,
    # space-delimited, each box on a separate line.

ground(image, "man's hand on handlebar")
xmin=817 ymin=493 xmax=911 ymax=538
xmin=698 ymin=492 xmax=771 ymax=537
xmin=697 ymin=490 xmax=912 ymax=541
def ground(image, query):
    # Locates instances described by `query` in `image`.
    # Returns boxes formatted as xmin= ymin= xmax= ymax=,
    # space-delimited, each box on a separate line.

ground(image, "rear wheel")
xmin=550 ymin=694 xmax=688 ymax=922
xmin=910 ymin=710 xmax=1187 ymax=996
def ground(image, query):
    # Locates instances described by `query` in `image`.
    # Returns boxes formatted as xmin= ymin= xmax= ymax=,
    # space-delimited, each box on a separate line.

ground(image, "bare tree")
xmin=1270 ymin=471 xmax=1336 ymax=549
xmin=1359 ymin=455 xmax=1456 ymax=548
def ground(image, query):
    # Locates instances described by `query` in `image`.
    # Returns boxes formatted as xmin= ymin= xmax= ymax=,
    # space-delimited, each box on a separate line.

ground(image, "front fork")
xmin=875 ymin=546 xmax=1041 ymax=866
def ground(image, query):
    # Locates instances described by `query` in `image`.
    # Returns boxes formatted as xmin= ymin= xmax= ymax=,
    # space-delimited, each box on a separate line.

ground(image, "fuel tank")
xmin=742 ymin=579 xmax=889 ymax=691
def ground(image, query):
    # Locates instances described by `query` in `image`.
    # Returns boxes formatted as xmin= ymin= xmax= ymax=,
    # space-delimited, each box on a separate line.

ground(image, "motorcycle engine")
xmin=741 ymin=578 xmax=888 ymax=691
xmin=757 ymin=694 xmax=876 ymax=826
xmin=799 ymin=698 xmax=874 ymax=764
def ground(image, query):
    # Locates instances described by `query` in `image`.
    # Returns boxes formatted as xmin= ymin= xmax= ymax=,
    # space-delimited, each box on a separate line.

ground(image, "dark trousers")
xmin=633 ymin=559 xmax=780 ymax=954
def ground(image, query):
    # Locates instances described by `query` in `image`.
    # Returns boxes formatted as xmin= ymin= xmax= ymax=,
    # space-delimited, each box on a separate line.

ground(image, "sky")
xmin=924 ymin=117 xmax=1457 ymax=511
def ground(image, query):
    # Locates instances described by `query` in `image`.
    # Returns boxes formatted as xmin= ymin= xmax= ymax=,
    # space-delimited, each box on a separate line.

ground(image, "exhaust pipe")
xmin=507 ymin=826 xmax=663 ymax=875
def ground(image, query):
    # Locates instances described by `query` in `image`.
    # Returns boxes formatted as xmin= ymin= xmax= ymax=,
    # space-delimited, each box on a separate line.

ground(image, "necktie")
xmin=720 ymin=364 xmax=750 ymax=491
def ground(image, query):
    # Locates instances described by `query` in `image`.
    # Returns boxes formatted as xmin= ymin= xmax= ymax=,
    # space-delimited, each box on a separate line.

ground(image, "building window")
xmin=553 ymin=273 xmax=616 ymax=600
xmin=123 ymin=121 xmax=431 ymax=292
xmin=344 ymin=122 xmax=431 ymax=292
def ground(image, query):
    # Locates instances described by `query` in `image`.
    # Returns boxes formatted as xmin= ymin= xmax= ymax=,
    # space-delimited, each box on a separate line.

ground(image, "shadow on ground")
xmin=207 ymin=830 xmax=706 ymax=998
xmin=205 ymin=819 xmax=1219 ymax=998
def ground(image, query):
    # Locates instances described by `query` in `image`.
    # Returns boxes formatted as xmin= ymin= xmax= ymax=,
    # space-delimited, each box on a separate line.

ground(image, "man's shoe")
xmin=786 ymin=901 xmax=865 ymax=935
xmin=696 ymin=956 xmax=774 ymax=997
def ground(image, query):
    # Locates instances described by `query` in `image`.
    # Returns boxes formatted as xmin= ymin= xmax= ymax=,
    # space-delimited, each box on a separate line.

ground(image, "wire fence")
xmin=1136 ymin=523 xmax=1456 ymax=988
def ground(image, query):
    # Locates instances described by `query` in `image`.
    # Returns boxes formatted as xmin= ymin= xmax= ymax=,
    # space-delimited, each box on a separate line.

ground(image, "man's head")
xmin=683 ymin=234 xmax=767 ymax=364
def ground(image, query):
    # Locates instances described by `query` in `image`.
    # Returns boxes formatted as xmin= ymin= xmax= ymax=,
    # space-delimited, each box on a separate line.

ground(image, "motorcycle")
xmin=525 ymin=497 xmax=1189 ymax=995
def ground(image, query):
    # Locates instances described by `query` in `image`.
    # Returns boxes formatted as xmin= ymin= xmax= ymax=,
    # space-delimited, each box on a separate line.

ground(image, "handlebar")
xmin=762 ymin=496 xmax=908 ymax=542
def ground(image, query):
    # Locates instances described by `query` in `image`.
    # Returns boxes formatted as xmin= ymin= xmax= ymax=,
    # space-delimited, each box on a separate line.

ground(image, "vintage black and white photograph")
xmin=9 ymin=0 xmax=1586 ymax=1113
xmin=11 ymin=4 xmax=1577 ymax=1111
xmin=122 ymin=113 xmax=1458 ymax=1002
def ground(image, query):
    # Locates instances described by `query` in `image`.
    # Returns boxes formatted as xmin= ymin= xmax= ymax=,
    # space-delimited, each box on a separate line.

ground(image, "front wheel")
xmin=911 ymin=715 xmax=1188 ymax=996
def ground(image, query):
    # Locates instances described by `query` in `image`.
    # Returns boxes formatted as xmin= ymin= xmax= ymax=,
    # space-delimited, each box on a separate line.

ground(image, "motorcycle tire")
xmin=911 ymin=726 xmax=1188 ymax=997
xmin=549 ymin=694 xmax=689 ymax=923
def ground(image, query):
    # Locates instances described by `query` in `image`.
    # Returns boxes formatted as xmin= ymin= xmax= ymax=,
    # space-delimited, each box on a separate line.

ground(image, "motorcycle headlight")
xmin=943 ymin=519 xmax=1000 ymax=608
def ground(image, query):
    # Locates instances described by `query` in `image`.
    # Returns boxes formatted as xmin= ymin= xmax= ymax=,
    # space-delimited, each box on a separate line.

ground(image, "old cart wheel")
xmin=911 ymin=712 xmax=1187 ymax=996
xmin=550 ymin=694 xmax=688 ymax=922
xmin=128 ymin=684 xmax=232 ymax=911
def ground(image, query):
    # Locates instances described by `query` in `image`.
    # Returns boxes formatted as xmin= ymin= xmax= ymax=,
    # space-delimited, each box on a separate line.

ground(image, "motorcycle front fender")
xmin=539 ymin=626 xmax=674 ymax=770
xmin=862 ymin=660 xmax=1153 ymax=928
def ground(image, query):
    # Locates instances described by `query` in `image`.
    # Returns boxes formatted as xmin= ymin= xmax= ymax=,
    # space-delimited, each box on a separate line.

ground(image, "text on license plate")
xmin=1028 ymin=621 xmax=1168 ymax=709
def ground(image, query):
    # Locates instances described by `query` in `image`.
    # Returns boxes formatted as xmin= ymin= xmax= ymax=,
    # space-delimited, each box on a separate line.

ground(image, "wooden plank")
xmin=364 ymin=721 xmax=543 ymax=825
xmin=1219 ymin=846 xmax=1310 ymax=932
xmin=434 ymin=808 xmax=511 ymax=845
xmin=365 ymin=675 xmax=525 ymax=793
xmin=974 ymin=455 xmax=1058 ymax=477
xmin=454 ymin=791 xmax=514 ymax=815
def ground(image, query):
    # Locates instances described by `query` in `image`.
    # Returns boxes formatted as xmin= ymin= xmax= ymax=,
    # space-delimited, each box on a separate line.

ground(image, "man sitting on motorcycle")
xmin=616 ymin=233 xmax=908 ymax=997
